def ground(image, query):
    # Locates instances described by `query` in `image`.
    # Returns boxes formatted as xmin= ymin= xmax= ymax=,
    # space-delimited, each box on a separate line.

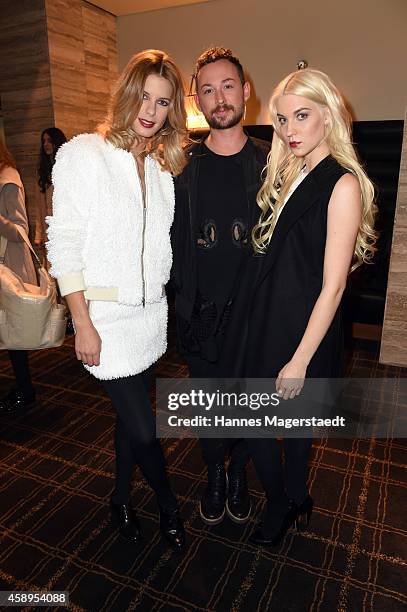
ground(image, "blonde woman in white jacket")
xmin=46 ymin=50 xmax=187 ymax=550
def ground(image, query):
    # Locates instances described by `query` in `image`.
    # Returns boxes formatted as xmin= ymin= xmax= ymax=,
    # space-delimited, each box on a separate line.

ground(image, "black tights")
xmin=246 ymin=438 xmax=312 ymax=508
xmin=102 ymin=370 xmax=177 ymax=511
xmin=8 ymin=350 xmax=34 ymax=397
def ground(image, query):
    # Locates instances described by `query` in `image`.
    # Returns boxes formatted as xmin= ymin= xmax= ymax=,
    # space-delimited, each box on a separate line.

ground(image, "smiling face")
xmin=275 ymin=94 xmax=330 ymax=167
xmin=42 ymin=132 xmax=54 ymax=157
xmin=133 ymin=73 xmax=173 ymax=139
xmin=196 ymin=59 xmax=250 ymax=130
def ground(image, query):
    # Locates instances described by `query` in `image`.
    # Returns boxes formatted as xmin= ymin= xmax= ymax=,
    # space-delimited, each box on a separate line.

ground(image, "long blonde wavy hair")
xmin=98 ymin=49 xmax=187 ymax=176
xmin=252 ymin=69 xmax=377 ymax=269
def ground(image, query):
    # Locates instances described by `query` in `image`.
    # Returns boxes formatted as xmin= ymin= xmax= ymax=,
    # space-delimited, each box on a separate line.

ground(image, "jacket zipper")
xmin=135 ymin=156 xmax=147 ymax=308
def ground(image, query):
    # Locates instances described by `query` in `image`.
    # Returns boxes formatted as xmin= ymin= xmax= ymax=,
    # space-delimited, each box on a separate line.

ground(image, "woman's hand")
xmin=276 ymin=358 xmax=307 ymax=400
xmin=74 ymin=322 xmax=102 ymax=367
xmin=63 ymin=292 xmax=100 ymax=366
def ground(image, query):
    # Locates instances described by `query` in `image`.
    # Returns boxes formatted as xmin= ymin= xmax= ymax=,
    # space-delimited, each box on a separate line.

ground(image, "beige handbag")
xmin=0 ymin=225 xmax=66 ymax=350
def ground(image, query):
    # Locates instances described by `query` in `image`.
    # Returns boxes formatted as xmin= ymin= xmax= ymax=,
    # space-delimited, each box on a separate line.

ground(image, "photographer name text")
xmin=167 ymin=415 xmax=346 ymax=429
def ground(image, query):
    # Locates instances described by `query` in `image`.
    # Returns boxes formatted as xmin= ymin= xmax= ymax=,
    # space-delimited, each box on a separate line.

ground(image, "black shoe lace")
xmin=207 ymin=465 xmax=226 ymax=500
xmin=229 ymin=466 xmax=247 ymax=500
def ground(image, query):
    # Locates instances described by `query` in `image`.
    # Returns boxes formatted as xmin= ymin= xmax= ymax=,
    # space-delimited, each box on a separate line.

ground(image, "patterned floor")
xmin=0 ymin=321 xmax=406 ymax=612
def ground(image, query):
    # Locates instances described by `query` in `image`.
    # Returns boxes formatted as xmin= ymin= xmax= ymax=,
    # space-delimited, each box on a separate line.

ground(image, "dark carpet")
xmin=0 ymin=319 xmax=406 ymax=612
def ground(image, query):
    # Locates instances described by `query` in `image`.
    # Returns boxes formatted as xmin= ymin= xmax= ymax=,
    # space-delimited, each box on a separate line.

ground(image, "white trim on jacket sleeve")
xmin=57 ymin=271 xmax=86 ymax=296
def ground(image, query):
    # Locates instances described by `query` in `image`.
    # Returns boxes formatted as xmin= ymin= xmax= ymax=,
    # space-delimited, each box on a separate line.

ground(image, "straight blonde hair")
xmin=98 ymin=49 xmax=187 ymax=176
xmin=252 ymin=69 xmax=377 ymax=270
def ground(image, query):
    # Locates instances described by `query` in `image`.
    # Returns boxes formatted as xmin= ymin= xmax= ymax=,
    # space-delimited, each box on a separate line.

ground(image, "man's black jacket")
xmin=171 ymin=135 xmax=270 ymax=335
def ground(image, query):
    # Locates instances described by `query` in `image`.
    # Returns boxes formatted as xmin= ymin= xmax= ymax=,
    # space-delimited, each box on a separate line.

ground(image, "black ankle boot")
xmin=226 ymin=462 xmax=251 ymax=524
xmin=0 ymin=389 xmax=36 ymax=413
xmin=249 ymin=500 xmax=299 ymax=547
xmin=159 ymin=507 xmax=185 ymax=550
xmin=110 ymin=497 xmax=142 ymax=543
xmin=199 ymin=462 xmax=227 ymax=525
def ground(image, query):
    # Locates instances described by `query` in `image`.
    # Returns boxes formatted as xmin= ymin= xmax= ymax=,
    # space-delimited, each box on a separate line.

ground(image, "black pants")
xmin=8 ymin=350 xmax=34 ymax=397
xmin=199 ymin=438 xmax=249 ymax=467
xmin=102 ymin=369 xmax=177 ymax=511
xmin=186 ymin=352 xmax=250 ymax=468
xmin=246 ymin=437 xmax=312 ymax=508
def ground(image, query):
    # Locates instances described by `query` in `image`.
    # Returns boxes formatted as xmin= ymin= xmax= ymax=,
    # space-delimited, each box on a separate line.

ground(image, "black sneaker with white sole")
xmin=226 ymin=462 xmax=251 ymax=523
xmin=199 ymin=462 xmax=227 ymax=525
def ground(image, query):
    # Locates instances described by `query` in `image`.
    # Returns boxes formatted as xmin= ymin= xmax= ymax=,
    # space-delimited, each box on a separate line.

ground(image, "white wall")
xmin=117 ymin=0 xmax=407 ymax=123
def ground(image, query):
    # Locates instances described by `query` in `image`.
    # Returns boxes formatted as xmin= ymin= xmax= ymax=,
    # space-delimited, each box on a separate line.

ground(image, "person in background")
xmin=46 ymin=49 xmax=188 ymax=550
xmin=0 ymin=140 xmax=37 ymax=412
xmin=34 ymin=127 xmax=67 ymax=253
xmin=239 ymin=68 xmax=377 ymax=546
xmin=172 ymin=47 xmax=270 ymax=527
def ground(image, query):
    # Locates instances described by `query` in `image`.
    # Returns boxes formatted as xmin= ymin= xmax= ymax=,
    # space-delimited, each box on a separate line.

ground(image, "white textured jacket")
xmin=46 ymin=133 xmax=174 ymax=305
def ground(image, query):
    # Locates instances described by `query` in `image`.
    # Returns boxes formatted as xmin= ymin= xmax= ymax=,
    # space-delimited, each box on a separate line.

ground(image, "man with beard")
xmin=172 ymin=47 xmax=270 ymax=526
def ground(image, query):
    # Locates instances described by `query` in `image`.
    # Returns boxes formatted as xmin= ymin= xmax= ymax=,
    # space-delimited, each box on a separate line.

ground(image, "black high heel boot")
xmin=249 ymin=500 xmax=299 ymax=547
xmin=295 ymin=495 xmax=313 ymax=531
xmin=159 ymin=507 xmax=185 ymax=550
xmin=110 ymin=497 xmax=142 ymax=543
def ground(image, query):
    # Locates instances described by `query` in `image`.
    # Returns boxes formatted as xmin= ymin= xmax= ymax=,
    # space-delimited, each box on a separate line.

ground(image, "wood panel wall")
xmin=45 ymin=0 xmax=89 ymax=138
xmin=0 ymin=0 xmax=54 ymax=222
xmin=380 ymin=109 xmax=407 ymax=367
xmin=46 ymin=0 xmax=118 ymax=138
xmin=82 ymin=3 xmax=118 ymax=132
xmin=0 ymin=0 xmax=118 ymax=231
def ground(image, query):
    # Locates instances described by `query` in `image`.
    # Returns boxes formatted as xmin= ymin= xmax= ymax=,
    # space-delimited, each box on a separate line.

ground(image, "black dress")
xmin=222 ymin=154 xmax=349 ymax=379
xmin=226 ymin=155 xmax=350 ymax=530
